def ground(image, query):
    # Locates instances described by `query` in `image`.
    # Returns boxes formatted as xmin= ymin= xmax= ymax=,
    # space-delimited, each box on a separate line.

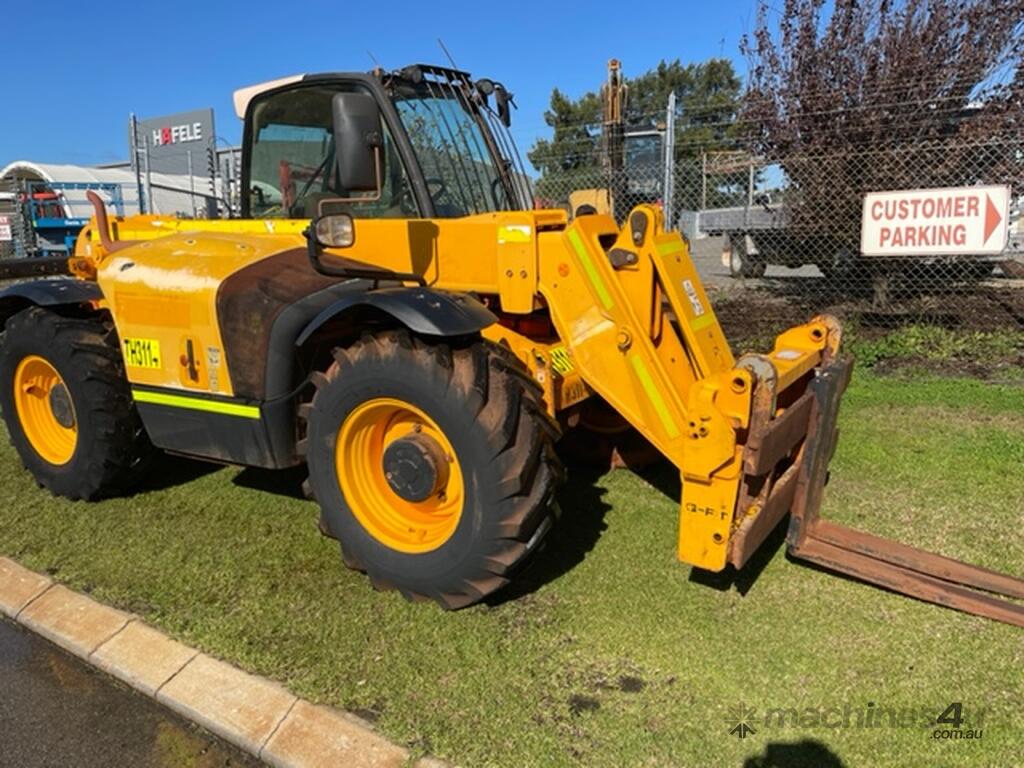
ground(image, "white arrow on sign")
xmin=861 ymin=185 xmax=1010 ymax=257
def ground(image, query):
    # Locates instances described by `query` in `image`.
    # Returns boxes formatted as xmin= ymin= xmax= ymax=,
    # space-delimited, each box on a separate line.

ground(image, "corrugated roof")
xmin=0 ymin=160 xmax=221 ymax=219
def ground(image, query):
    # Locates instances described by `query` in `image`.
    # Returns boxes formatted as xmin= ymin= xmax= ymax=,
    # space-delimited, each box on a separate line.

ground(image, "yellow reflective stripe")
xmin=629 ymin=355 xmax=679 ymax=439
xmin=498 ymin=224 xmax=532 ymax=243
xmin=657 ymin=239 xmax=685 ymax=256
xmin=132 ymin=389 xmax=260 ymax=419
xmin=691 ymin=314 xmax=716 ymax=331
xmin=567 ymin=229 xmax=614 ymax=310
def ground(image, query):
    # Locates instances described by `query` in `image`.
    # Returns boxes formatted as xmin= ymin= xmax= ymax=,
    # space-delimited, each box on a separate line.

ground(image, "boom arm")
xmin=536 ymin=205 xmax=1024 ymax=627
xmin=537 ymin=205 xmax=836 ymax=571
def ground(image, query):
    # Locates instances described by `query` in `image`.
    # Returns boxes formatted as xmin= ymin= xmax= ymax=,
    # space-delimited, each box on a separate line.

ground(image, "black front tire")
xmin=0 ymin=307 xmax=154 ymax=500
xmin=303 ymin=330 xmax=562 ymax=609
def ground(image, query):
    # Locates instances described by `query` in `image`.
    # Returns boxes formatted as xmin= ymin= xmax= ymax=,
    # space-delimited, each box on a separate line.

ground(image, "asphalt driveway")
xmin=0 ymin=617 xmax=260 ymax=767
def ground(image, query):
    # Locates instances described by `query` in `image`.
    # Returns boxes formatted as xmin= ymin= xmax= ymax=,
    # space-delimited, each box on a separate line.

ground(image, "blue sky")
xmin=0 ymin=0 xmax=757 ymax=167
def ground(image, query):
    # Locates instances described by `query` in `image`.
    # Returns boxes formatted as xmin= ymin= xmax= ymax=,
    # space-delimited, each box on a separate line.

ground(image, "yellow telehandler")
xmin=0 ymin=64 xmax=1020 ymax=622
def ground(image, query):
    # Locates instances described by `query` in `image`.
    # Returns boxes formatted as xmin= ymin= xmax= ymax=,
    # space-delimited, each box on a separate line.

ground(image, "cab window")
xmin=248 ymin=85 xmax=417 ymax=219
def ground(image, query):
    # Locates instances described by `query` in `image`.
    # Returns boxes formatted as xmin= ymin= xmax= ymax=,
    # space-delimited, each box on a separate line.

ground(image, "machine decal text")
xmin=122 ymin=338 xmax=162 ymax=369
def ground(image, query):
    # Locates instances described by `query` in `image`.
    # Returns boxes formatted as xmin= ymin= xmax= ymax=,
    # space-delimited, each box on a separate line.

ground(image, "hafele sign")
xmin=132 ymin=108 xmax=216 ymax=176
xmin=150 ymin=121 xmax=204 ymax=147
xmin=861 ymin=185 xmax=1010 ymax=256
xmin=0 ymin=216 xmax=11 ymax=242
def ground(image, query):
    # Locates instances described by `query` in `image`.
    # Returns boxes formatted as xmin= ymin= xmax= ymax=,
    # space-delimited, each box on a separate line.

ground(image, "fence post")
xmin=701 ymin=152 xmax=707 ymax=211
xmin=129 ymin=113 xmax=146 ymax=215
xmin=662 ymin=91 xmax=676 ymax=229
xmin=142 ymin=138 xmax=154 ymax=215
xmin=187 ymin=151 xmax=196 ymax=218
xmin=225 ymin=150 xmax=236 ymax=217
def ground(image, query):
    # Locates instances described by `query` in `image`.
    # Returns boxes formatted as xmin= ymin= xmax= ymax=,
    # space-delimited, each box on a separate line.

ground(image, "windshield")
xmin=248 ymin=84 xmax=417 ymax=219
xmin=625 ymin=133 xmax=664 ymax=197
xmin=389 ymin=81 xmax=522 ymax=216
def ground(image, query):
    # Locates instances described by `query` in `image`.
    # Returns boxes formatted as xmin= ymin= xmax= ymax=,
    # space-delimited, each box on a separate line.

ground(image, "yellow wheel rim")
xmin=13 ymin=355 xmax=77 ymax=466
xmin=336 ymin=397 xmax=464 ymax=554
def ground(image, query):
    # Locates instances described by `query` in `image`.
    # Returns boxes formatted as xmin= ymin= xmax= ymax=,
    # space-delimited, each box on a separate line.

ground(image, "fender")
xmin=0 ymin=278 xmax=103 ymax=327
xmin=295 ymin=287 xmax=497 ymax=347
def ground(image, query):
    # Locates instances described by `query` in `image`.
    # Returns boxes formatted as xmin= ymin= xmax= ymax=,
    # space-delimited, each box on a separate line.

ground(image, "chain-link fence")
xmin=531 ymin=127 xmax=1024 ymax=337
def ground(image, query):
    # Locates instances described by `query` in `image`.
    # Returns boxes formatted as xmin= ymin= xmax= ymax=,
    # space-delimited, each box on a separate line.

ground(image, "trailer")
xmin=684 ymin=152 xmax=1012 ymax=283
xmin=696 ymin=199 xmax=1008 ymax=283
xmin=689 ymin=197 xmax=874 ymax=281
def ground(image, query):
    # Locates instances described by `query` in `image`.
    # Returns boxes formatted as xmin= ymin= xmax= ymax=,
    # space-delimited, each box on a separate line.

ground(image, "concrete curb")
xmin=0 ymin=557 xmax=449 ymax=768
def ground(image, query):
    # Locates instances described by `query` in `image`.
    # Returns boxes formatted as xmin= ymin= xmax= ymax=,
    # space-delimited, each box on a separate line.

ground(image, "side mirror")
xmin=332 ymin=92 xmax=383 ymax=192
xmin=313 ymin=213 xmax=354 ymax=248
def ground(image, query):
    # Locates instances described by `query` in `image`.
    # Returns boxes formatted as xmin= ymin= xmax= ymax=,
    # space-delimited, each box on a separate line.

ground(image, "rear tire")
xmin=818 ymin=246 xmax=862 ymax=285
xmin=303 ymin=329 xmax=562 ymax=608
xmin=0 ymin=307 xmax=154 ymax=500
xmin=728 ymin=234 xmax=766 ymax=278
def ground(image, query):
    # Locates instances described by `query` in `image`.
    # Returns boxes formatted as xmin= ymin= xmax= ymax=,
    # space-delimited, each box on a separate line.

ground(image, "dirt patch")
xmin=351 ymin=702 xmax=385 ymax=724
xmin=617 ymin=675 xmax=645 ymax=693
xmin=708 ymin=281 xmax=1024 ymax=378
xmin=568 ymin=694 xmax=600 ymax=716
xmin=708 ymin=286 xmax=807 ymax=351
xmin=709 ymin=281 xmax=1024 ymax=350
xmin=872 ymin=355 xmax=1024 ymax=379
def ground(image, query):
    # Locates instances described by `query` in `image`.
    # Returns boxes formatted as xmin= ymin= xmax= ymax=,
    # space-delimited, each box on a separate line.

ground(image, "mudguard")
xmin=295 ymin=287 xmax=497 ymax=347
xmin=0 ymin=278 xmax=103 ymax=326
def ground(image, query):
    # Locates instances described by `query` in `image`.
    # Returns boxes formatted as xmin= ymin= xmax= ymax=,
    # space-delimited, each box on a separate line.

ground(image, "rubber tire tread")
xmin=303 ymin=329 xmax=562 ymax=609
xmin=0 ymin=307 xmax=154 ymax=500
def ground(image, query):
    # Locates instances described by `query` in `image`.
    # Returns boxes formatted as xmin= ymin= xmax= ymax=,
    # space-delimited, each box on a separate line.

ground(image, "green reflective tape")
xmin=132 ymin=389 xmax=261 ymax=419
xmin=629 ymin=355 xmax=679 ymax=439
xmin=567 ymin=229 xmax=614 ymax=310
xmin=691 ymin=313 xmax=716 ymax=331
xmin=657 ymin=240 xmax=685 ymax=256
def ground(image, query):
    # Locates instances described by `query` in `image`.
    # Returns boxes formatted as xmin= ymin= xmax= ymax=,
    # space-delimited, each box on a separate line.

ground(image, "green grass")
xmin=1 ymin=373 xmax=1022 ymax=767
xmin=847 ymin=325 xmax=1024 ymax=371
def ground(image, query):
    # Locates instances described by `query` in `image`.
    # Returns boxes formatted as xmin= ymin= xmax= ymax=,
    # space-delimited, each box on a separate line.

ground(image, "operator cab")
xmin=235 ymin=65 xmax=530 ymax=221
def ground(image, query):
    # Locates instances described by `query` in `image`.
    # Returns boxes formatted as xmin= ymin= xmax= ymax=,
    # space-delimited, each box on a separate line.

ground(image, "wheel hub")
xmin=336 ymin=397 xmax=464 ymax=554
xmin=382 ymin=433 xmax=449 ymax=503
xmin=13 ymin=354 xmax=78 ymax=466
xmin=48 ymin=383 xmax=75 ymax=429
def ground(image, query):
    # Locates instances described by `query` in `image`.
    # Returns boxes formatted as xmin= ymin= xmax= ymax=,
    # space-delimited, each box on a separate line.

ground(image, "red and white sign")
xmin=861 ymin=185 xmax=1010 ymax=256
xmin=0 ymin=216 xmax=11 ymax=242
xmin=151 ymin=122 xmax=204 ymax=147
